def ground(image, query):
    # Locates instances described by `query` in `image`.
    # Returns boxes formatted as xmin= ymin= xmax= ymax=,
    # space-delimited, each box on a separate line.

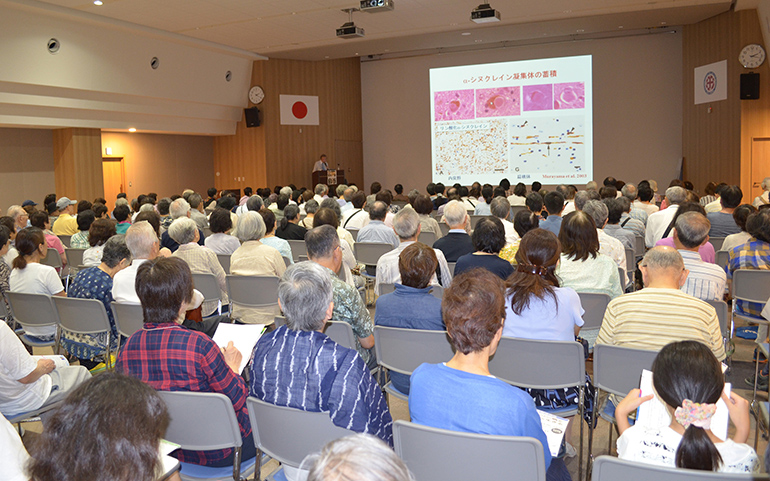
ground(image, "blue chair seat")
xmin=178 ymin=455 xmax=257 ymax=480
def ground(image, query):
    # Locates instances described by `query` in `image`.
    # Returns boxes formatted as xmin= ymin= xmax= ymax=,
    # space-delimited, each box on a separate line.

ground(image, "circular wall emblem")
xmin=704 ymin=71 xmax=717 ymax=95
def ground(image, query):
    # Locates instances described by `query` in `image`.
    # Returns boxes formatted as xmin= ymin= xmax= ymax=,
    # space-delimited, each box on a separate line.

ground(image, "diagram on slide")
xmin=509 ymin=116 xmax=585 ymax=176
xmin=433 ymin=119 xmax=508 ymax=177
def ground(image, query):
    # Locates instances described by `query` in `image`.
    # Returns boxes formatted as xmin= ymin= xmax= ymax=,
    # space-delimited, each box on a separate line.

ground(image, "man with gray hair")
xmin=356 ymin=201 xmax=399 ymax=249
xmin=574 ymin=190 xmax=600 ymax=211
xmin=583 ymin=199 xmax=629 ymax=285
xmin=490 ymin=196 xmax=517 ymax=245
xmin=620 ymin=182 xmax=649 ymax=225
xmin=249 ymin=262 xmax=393 ymax=481
xmin=433 ymin=200 xmax=473 ymax=262
xmin=672 ymin=212 xmax=726 ymax=301
xmin=375 ymin=208 xmax=451 ymax=295
xmin=307 ymin=434 xmax=413 ymax=481
xmin=187 ymin=193 xmax=208 ymax=231
xmin=600 ymin=199 xmax=636 ymax=250
xmin=596 ymin=246 xmax=725 ymax=360
xmin=645 ymin=186 xmax=687 ymax=248
xmin=753 ymin=176 xmax=770 ymax=207
xmin=161 ymin=198 xmax=204 ymax=252
xmin=313 ymin=184 xmax=329 ymax=204
xmin=306 ymin=225 xmax=375 ymax=368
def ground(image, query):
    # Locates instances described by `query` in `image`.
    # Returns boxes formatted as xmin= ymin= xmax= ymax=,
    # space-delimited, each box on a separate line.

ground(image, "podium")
xmin=312 ymin=170 xmax=346 ymax=188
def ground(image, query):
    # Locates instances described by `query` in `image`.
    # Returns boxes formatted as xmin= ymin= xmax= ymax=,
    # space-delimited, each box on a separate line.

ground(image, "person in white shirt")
xmin=583 ymin=200 xmax=628 ymax=286
xmin=313 ymin=154 xmax=329 ymax=172
xmin=633 ymin=183 xmax=660 ymax=216
xmin=646 ymin=186 xmax=687 ymax=248
xmin=0 ymin=413 xmax=30 ymax=481
xmin=490 ymin=196 xmax=518 ymax=245
xmin=506 ymin=182 xmax=528 ymax=207
xmin=673 ymin=212 xmax=726 ymax=301
xmin=313 ymin=184 xmax=329 ymax=204
xmin=204 ymin=208 xmax=241 ymax=255
xmin=341 ymin=192 xmax=370 ymax=230
xmin=753 ymin=177 xmax=770 ymax=208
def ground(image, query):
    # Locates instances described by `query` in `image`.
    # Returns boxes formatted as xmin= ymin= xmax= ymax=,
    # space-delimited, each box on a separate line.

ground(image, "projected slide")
xmin=430 ymin=55 xmax=592 ymax=185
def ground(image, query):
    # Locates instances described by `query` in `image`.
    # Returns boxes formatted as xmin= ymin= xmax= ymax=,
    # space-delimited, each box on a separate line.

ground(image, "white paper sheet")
xmin=212 ymin=323 xmax=266 ymax=373
xmin=31 ymin=354 xmax=69 ymax=369
xmin=537 ymin=410 xmax=570 ymax=457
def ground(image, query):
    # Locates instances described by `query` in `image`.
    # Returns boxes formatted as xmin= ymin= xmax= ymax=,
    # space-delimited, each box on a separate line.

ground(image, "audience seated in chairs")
xmin=306 ymin=434 xmax=413 ymax=481
xmin=432 ymin=200 xmax=472 ymax=262
xmin=249 ymin=262 xmax=392 ymax=481
xmin=275 ymin=204 xmax=308 ymax=241
xmin=408 ymin=268 xmax=571 ymax=481
xmin=82 ymin=218 xmax=116 ymax=267
xmin=357 ymin=201 xmax=399 ymax=250
xmin=70 ymin=209 xmax=95 ymax=249
xmin=341 ymin=191 xmax=369 ymax=230
xmin=583 ymin=200 xmax=628 ymax=283
xmin=29 ymin=211 xmax=67 ymax=269
xmin=313 ymin=207 xmax=360 ymax=287
xmin=204 ymin=207 xmax=241 ymax=255
xmin=161 ymin=198 xmax=205 ymax=253
xmin=721 ymin=204 xmax=757 ymax=253
xmin=672 ymin=212 xmax=726 ymax=302
xmin=454 ymin=216 xmax=514 ymax=281
xmin=414 ymin=195 xmax=443 ymax=242
xmin=27 ymin=371 xmax=181 ymax=481
xmin=117 ymin=256 xmax=256 ymax=467
xmin=646 ymin=186 xmax=686 ymax=247
xmin=374 ymin=242 xmax=444 ymax=394
xmin=655 ymin=202 xmax=716 ymax=263
xmin=61 ymin=235 xmax=131 ymax=370
xmin=614 ymin=340 xmax=757 ymax=473
xmin=258 ymin=208 xmax=293 ymax=264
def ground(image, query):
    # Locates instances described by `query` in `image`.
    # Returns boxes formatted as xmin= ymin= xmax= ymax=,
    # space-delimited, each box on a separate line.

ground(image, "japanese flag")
xmin=280 ymin=95 xmax=319 ymax=125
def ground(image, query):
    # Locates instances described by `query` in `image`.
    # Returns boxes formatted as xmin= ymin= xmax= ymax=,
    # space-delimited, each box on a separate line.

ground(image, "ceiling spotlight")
xmin=128 ymin=128 xmax=137 ymax=132
xmin=337 ymin=8 xmax=364 ymax=38
xmin=93 ymin=0 xmax=103 ymax=4
xmin=471 ymin=4 xmax=500 ymax=24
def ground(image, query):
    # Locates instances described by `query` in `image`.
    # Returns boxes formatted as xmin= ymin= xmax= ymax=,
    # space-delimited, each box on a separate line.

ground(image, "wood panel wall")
xmin=52 ymin=128 xmax=104 ymax=202
xmin=683 ymin=9 xmax=769 ymax=198
xmin=213 ymin=57 xmax=363 ymax=192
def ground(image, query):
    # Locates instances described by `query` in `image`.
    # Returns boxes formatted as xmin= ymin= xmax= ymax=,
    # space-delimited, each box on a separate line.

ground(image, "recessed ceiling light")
xmin=128 ymin=128 xmax=137 ymax=132
xmin=355 ymin=52 xmax=359 ymax=55
xmin=325 ymin=56 xmax=330 ymax=58
xmin=450 ymin=22 xmax=458 ymax=26
xmin=618 ymin=25 xmax=623 ymax=29
xmin=93 ymin=0 xmax=103 ymax=5
xmin=474 ymin=39 xmax=483 ymax=43
xmin=660 ymin=21 xmax=667 ymax=25
xmin=563 ymin=9 xmax=571 ymax=13
xmin=461 ymin=32 xmax=471 ymax=36
xmin=577 ymin=29 xmax=585 ymax=33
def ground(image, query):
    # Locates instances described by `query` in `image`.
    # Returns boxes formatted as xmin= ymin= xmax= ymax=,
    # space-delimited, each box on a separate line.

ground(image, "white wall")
xmin=361 ymin=31 xmax=683 ymax=192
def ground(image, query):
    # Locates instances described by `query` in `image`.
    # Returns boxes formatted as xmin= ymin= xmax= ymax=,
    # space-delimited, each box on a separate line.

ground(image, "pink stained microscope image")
xmin=475 ymin=87 xmax=521 ymax=118
xmin=522 ymin=84 xmax=553 ymax=111
xmin=434 ymin=90 xmax=476 ymax=121
xmin=554 ymin=82 xmax=585 ymax=109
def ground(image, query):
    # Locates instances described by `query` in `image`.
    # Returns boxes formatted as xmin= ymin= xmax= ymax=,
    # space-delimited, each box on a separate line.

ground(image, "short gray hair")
xmin=675 ymin=212 xmax=710 ymax=248
xmin=101 ymin=234 xmax=132 ymax=268
xmin=306 ymin=434 xmax=414 ymax=481
xmin=583 ymin=199 xmax=608 ymax=227
xmin=304 ymin=199 xmax=320 ymax=214
xmin=343 ymin=188 xmax=354 ymax=202
xmin=585 ymin=180 xmax=598 ymax=191
xmin=314 ymin=183 xmax=328 ymax=196
xmin=762 ymin=177 xmax=770 ymax=191
xmin=336 ymin=184 xmax=348 ymax=197
xmin=284 ymin=204 xmax=300 ymax=221
xmin=168 ymin=217 xmax=197 ymax=245
xmin=665 ymin=186 xmax=687 ymax=205
xmin=188 ymin=193 xmax=202 ymax=209
xmin=306 ymin=225 xmax=339 ymax=260
xmin=641 ymin=246 xmax=684 ymax=272
xmin=621 ymin=183 xmax=637 ymax=200
xmin=139 ymin=203 xmax=155 ymax=213
xmin=279 ymin=262 xmax=332 ymax=332
xmin=443 ymin=200 xmax=467 ymax=228
xmin=280 ymin=186 xmax=293 ymax=198
xmin=575 ymin=190 xmax=600 ymax=211
xmin=7 ymin=205 xmax=24 ymax=220
xmin=169 ymin=198 xmax=191 ymax=219
xmin=233 ymin=211 xmax=265 ymax=242
xmin=490 ymin=196 xmax=511 ymax=220
xmin=393 ymin=208 xmax=419 ymax=239
xmin=125 ymin=221 xmax=158 ymax=259
xmin=319 ymin=198 xmax=341 ymax=220
xmin=115 ymin=198 xmax=129 ymax=208
xmin=246 ymin=195 xmax=263 ymax=212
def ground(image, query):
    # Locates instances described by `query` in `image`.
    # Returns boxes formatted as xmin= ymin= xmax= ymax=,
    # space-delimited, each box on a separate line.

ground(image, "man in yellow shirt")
xmin=51 ymin=197 xmax=78 ymax=236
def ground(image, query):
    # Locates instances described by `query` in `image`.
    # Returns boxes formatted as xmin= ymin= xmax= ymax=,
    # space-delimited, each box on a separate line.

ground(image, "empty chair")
xmin=346 ymin=227 xmax=359 ymax=242
xmin=590 ymin=455 xmax=769 ymax=481
xmin=226 ymin=274 xmax=279 ymax=323
xmin=394 ymin=420 xmax=546 ymax=481
xmin=354 ymin=242 xmax=393 ymax=271
xmin=417 ymin=230 xmax=436 ymax=246
xmin=64 ymin=248 xmax=86 ymax=287
xmin=6 ymin=292 xmax=59 ymax=349
xmin=58 ymin=235 xmax=72 ymax=248
xmin=716 ymin=250 xmax=729 ymax=269
xmin=733 ymin=270 xmax=770 ymax=403
xmin=111 ymin=301 xmax=144 ymax=351
xmin=40 ymin=248 xmax=62 ymax=270
xmin=709 ymin=236 xmax=725 ymax=251
xmin=53 ymin=296 xmax=114 ymax=366
xmin=191 ymin=272 xmax=223 ymax=316
xmin=577 ymin=292 xmax=611 ymax=331
xmin=286 ymin=239 xmax=307 ymax=262
xmin=247 ymin=396 xmax=351 ymax=479
xmin=158 ymin=391 xmax=257 ymax=481
xmin=216 ymin=254 xmax=230 ymax=274
xmin=469 ymin=215 xmax=485 ymax=229
xmin=323 ymin=320 xmax=357 ymax=350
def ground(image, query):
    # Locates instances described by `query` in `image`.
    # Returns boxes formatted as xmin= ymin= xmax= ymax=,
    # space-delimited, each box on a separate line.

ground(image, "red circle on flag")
xmin=292 ymin=101 xmax=308 ymax=119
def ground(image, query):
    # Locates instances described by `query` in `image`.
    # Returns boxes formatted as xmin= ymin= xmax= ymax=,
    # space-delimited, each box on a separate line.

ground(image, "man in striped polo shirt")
xmin=596 ymin=246 xmax=725 ymax=361
xmin=673 ymin=212 xmax=726 ymax=301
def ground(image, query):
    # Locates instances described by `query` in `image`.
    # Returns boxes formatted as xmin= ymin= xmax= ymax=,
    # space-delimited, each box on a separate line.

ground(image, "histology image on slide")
xmin=434 ymin=119 xmax=508 ymax=177
xmin=554 ymin=82 xmax=585 ymax=110
xmin=509 ymin=116 xmax=585 ymax=177
xmin=434 ymin=90 xmax=475 ymax=121
xmin=475 ymin=87 xmax=520 ymax=118
xmin=522 ymin=84 xmax=553 ymax=111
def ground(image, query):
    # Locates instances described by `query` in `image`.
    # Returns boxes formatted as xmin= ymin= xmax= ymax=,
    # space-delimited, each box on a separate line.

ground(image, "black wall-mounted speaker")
xmin=244 ymin=107 xmax=261 ymax=127
xmin=740 ymin=73 xmax=760 ymax=100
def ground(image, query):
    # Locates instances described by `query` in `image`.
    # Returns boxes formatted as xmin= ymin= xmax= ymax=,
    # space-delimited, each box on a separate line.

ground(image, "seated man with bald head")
xmin=356 ymin=201 xmax=399 ymax=250
xmin=596 ymin=246 xmax=725 ymax=361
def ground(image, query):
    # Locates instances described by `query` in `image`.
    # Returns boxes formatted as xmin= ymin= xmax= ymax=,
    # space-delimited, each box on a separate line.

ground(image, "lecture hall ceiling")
xmin=39 ymin=0 xmax=734 ymax=60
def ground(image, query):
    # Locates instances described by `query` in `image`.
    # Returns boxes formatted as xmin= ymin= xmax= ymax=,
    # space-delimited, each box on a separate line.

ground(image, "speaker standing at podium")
xmin=313 ymin=154 xmax=329 ymax=172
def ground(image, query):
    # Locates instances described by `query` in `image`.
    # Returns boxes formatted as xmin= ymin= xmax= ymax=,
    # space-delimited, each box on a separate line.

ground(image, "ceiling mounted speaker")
xmin=47 ymin=38 xmax=60 ymax=54
xmin=150 ymin=57 xmax=159 ymax=69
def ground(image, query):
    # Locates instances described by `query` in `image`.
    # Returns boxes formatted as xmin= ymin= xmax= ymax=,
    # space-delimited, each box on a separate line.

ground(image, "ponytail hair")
xmin=651 ymin=340 xmax=724 ymax=471
xmin=505 ymin=228 xmax=561 ymax=315
xmin=13 ymin=227 xmax=45 ymax=270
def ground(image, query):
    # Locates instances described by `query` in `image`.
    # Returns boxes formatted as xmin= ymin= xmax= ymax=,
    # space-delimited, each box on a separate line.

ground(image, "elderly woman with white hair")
xmin=169 ymin=217 xmax=228 ymax=317
xmin=754 ymin=177 xmax=770 ymax=208
xmin=230 ymin=211 xmax=286 ymax=325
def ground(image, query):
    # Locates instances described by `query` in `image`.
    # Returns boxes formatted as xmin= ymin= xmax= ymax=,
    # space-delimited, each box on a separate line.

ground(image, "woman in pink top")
xmin=29 ymin=211 xmax=66 ymax=268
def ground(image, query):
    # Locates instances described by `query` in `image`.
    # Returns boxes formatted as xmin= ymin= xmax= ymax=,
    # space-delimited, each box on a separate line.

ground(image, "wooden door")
xmin=102 ymin=157 xmax=125 ymax=206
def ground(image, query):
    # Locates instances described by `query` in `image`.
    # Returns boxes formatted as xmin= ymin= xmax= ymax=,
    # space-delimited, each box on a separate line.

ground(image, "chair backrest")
xmin=624 ymin=247 xmax=635 ymax=274
xmin=40 ymin=248 xmax=62 ymax=269
xmin=489 ymin=337 xmax=584 ymax=389
xmin=373 ymin=326 xmax=454 ymax=376
xmin=191 ymin=272 xmax=222 ymax=304
xmin=246 ymin=396 xmax=351 ymax=468
xmin=216 ymin=254 xmax=231 ymax=274
xmin=346 ymin=228 xmax=359 ymax=242
xmin=592 ymin=344 xmax=658 ymax=396
xmin=58 ymin=235 xmax=72 ymax=248
xmin=590 ymin=455 xmax=770 ymax=481
xmin=709 ymin=236 xmax=725 ymax=252
xmin=354 ymin=242 xmax=393 ymax=267
xmin=705 ymin=299 xmax=729 ymax=336
xmin=6 ymin=292 xmax=59 ymax=329
xmin=226 ymin=275 xmax=279 ymax=309
xmin=716 ymin=250 xmax=729 ymax=269
xmin=64 ymin=248 xmax=86 ymax=268
xmin=469 ymin=215 xmax=485 ymax=229
xmin=202 ymin=227 xmax=212 ymax=238
xmin=418 ymin=230 xmax=436 ymax=246
xmin=286 ymin=240 xmax=307 ymax=262
xmin=111 ymin=302 xmax=144 ymax=338
xmin=53 ymin=296 xmax=111 ymax=335
xmin=733 ymin=269 xmax=770 ymax=304
xmin=282 ymin=256 xmax=291 ymax=267
xmin=438 ymin=222 xmax=450 ymax=237
xmin=394 ymin=420 xmax=546 ymax=481
xmin=634 ymin=236 xmax=645 ymax=258
xmin=577 ymin=292 xmax=611 ymax=330
xmin=510 ymin=205 xmax=527 ymax=218
xmin=324 ymin=320 xmax=357 ymax=350
xmin=446 ymin=262 xmax=456 ymax=276
xmin=158 ymin=391 xmax=243 ymax=451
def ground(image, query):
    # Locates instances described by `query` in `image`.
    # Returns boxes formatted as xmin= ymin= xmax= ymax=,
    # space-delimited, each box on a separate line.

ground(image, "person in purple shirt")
xmin=655 ymin=202 xmax=716 ymax=263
